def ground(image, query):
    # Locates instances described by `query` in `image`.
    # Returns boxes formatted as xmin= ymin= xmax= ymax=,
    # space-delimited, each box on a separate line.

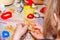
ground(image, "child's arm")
xmin=12 ymin=23 xmax=28 ymax=40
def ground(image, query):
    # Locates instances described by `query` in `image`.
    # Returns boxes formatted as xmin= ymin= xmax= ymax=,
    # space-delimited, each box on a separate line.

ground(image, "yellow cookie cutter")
xmin=23 ymin=5 xmax=34 ymax=16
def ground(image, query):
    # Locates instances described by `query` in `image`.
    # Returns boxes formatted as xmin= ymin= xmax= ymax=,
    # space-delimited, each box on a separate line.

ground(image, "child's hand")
xmin=12 ymin=23 xmax=28 ymax=40
xmin=30 ymin=26 xmax=44 ymax=39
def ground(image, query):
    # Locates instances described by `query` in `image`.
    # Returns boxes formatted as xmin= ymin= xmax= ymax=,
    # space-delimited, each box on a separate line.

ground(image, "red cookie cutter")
xmin=40 ymin=7 xmax=46 ymax=13
xmin=24 ymin=0 xmax=32 ymax=6
xmin=1 ymin=12 xmax=12 ymax=20
xmin=27 ymin=14 xmax=34 ymax=19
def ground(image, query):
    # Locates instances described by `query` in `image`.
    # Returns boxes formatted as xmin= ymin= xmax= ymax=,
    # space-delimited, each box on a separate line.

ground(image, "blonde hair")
xmin=44 ymin=0 xmax=60 ymax=39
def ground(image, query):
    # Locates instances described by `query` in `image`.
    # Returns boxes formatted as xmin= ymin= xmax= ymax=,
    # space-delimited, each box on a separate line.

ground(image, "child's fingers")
xmin=30 ymin=31 xmax=43 ymax=39
xmin=30 ymin=31 xmax=40 ymax=39
xmin=22 ymin=25 xmax=28 ymax=33
xmin=23 ymin=25 xmax=28 ymax=29
xmin=16 ymin=23 xmax=22 ymax=28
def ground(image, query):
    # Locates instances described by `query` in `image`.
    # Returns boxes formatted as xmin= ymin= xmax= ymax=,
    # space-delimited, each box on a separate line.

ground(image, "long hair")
xmin=44 ymin=0 xmax=60 ymax=39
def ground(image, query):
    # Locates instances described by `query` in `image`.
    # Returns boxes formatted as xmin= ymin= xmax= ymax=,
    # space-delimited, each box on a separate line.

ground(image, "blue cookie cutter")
xmin=2 ymin=31 xmax=10 ymax=38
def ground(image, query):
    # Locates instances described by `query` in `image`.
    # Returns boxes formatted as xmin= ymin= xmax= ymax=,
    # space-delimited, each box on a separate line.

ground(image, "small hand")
xmin=30 ymin=26 xmax=44 ymax=39
xmin=12 ymin=23 xmax=28 ymax=40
